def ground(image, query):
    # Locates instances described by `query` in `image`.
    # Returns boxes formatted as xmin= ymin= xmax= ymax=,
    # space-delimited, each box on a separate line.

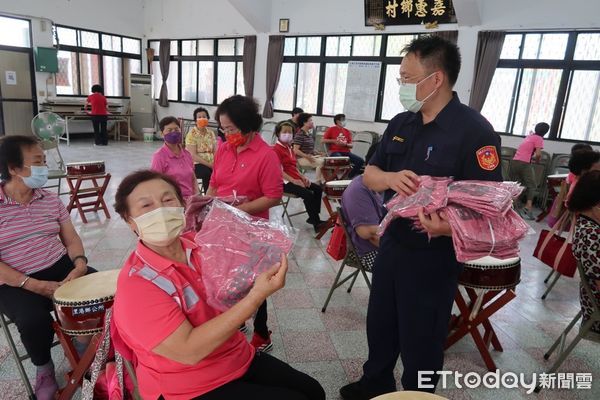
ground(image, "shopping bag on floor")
xmin=326 ymin=215 xmax=347 ymax=261
xmin=533 ymin=211 xmax=577 ymax=277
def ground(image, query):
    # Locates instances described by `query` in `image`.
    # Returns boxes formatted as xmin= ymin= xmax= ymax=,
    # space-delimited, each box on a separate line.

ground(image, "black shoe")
xmin=340 ymin=381 xmax=367 ymax=400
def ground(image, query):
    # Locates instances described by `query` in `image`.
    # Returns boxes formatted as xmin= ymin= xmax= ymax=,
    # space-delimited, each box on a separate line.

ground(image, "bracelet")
xmin=18 ymin=276 xmax=30 ymax=288
xmin=72 ymin=255 xmax=88 ymax=266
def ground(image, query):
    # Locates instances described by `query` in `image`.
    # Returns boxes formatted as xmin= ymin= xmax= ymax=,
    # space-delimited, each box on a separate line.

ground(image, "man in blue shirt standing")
xmin=340 ymin=36 xmax=502 ymax=399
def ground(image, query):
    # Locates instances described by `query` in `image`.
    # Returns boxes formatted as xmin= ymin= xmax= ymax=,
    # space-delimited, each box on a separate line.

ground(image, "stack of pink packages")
xmin=378 ymin=176 xmax=528 ymax=262
xmin=193 ymin=200 xmax=296 ymax=311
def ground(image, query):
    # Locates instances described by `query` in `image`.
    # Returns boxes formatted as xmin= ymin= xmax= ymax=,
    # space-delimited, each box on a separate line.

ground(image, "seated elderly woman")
xmin=112 ymin=170 xmax=325 ymax=400
xmin=0 ymin=135 xmax=92 ymax=400
xmin=568 ymin=170 xmax=600 ymax=341
xmin=185 ymin=107 xmax=217 ymax=193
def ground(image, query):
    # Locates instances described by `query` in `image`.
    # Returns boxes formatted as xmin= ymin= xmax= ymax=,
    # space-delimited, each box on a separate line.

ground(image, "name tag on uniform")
xmin=392 ymin=136 xmax=405 ymax=143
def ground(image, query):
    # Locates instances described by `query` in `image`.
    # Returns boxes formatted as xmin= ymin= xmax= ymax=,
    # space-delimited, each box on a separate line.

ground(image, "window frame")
xmin=53 ymin=24 xmax=142 ymax=99
xmin=485 ymin=30 xmax=600 ymax=143
xmin=273 ymin=33 xmax=414 ymax=122
xmin=147 ymin=37 xmax=244 ymax=105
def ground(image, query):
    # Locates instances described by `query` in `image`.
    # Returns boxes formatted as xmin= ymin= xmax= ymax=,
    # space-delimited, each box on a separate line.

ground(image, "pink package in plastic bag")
xmin=447 ymin=181 xmax=523 ymax=217
xmin=185 ymin=194 xmax=248 ymax=232
xmin=378 ymin=176 xmax=452 ymax=235
xmin=444 ymin=205 xmax=529 ymax=262
xmin=194 ymin=200 xmax=296 ymax=311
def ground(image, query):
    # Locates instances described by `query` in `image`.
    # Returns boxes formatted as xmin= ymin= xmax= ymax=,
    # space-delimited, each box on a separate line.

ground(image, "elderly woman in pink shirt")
xmin=511 ymin=122 xmax=549 ymax=219
xmin=151 ymin=116 xmax=198 ymax=200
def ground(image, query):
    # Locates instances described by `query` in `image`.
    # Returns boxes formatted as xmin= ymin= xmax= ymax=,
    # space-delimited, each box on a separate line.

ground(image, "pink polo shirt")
xmin=112 ymin=232 xmax=254 ymax=400
xmin=513 ymin=134 xmax=544 ymax=163
xmin=151 ymin=144 xmax=196 ymax=198
xmin=0 ymin=185 xmax=69 ymax=280
xmin=210 ymin=134 xmax=283 ymax=219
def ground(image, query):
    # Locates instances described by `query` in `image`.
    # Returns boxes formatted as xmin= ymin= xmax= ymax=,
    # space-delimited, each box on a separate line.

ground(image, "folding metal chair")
xmin=0 ymin=313 xmax=61 ymax=400
xmin=321 ymin=208 xmax=373 ymax=313
xmin=280 ymin=193 xmax=308 ymax=227
xmin=535 ymin=262 xmax=600 ymax=392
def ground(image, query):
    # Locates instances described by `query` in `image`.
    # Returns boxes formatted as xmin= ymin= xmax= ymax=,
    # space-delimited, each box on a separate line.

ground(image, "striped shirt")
xmin=292 ymin=131 xmax=316 ymax=156
xmin=0 ymin=184 xmax=69 ymax=278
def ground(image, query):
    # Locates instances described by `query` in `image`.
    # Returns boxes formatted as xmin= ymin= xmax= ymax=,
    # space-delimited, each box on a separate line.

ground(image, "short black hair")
xmin=571 ymin=143 xmax=593 ymax=155
xmin=567 ymin=170 xmax=600 ymax=213
xmin=534 ymin=122 xmax=550 ymax=136
xmin=193 ymin=107 xmax=210 ymax=120
xmin=403 ymin=35 xmax=461 ymax=86
xmin=297 ymin=113 xmax=312 ymax=128
xmin=334 ymin=114 xmax=345 ymax=124
xmin=291 ymin=107 xmax=304 ymax=116
xmin=568 ymin=150 xmax=600 ymax=176
xmin=215 ymin=95 xmax=263 ymax=134
xmin=0 ymin=135 xmax=40 ymax=182
xmin=114 ymin=169 xmax=184 ymax=220
xmin=275 ymin=122 xmax=294 ymax=137
xmin=91 ymin=84 xmax=103 ymax=94
xmin=159 ymin=116 xmax=179 ymax=132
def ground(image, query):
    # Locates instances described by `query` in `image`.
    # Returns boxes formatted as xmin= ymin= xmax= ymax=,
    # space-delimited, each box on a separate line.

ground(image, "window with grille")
xmin=53 ymin=24 xmax=141 ymax=97
xmin=147 ymin=38 xmax=244 ymax=105
xmin=481 ymin=31 xmax=600 ymax=142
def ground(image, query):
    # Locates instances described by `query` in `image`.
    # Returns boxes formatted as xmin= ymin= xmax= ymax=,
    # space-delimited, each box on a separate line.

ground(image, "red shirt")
xmin=86 ymin=92 xmax=108 ymax=115
xmin=112 ymin=233 xmax=254 ymax=400
xmin=273 ymin=141 xmax=302 ymax=181
xmin=210 ymin=134 xmax=283 ymax=219
xmin=324 ymin=125 xmax=352 ymax=153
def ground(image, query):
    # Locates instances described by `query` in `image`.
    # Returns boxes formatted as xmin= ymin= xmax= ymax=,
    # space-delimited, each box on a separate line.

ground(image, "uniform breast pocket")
xmin=423 ymin=149 xmax=457 ymax=177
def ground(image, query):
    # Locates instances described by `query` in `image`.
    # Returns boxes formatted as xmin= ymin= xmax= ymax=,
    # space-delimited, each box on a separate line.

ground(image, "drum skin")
xmin=324 ymin=180 xmax=351 ymax=198
xmin=459 ymin=259 xmax=521 ymax=290
xmin=66 ymin=161 xmax=105 ymax=176
xmin=53 ymin=270 xmax=119 ymax=335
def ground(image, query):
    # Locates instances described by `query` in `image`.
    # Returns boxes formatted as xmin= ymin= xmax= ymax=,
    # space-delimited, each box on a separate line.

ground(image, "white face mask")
xmin=132 ymin=207 xmax=185 ymax=246
xmin=279 ymin=133 xmax=293 ymax=144
xmin=340 ymin=120 xmax=346 ymax=127
xmin=398 ymin=72 xmax=437 ymax=113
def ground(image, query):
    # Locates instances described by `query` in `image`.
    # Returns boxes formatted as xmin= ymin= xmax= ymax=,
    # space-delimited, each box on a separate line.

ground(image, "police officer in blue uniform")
xmin=340 ymin=36 xmax=502 ymax=399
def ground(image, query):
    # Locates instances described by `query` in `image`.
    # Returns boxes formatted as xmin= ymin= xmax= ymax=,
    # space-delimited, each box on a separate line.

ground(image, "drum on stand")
xmin=459 ymin=256 xmax=521 ymax=291
xmin=66 ymin=161 xmax=106 ymax=176
xmin=322 ymin=157 xmax=350 ymax=182
xmin=53 ymin=269 xmax=120 ymax=335
xmin=324 ymin=179 xmax=352 ymax=201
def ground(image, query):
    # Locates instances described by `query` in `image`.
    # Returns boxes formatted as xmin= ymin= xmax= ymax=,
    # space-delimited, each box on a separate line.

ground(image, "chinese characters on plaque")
xmin=365 ymin=0 xmax=456 ymax=26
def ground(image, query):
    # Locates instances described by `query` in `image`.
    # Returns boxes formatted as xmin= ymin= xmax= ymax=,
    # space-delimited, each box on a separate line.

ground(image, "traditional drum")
xmin=459 ymin=256 xmax=521 ymax=291
xmin=324 ymin=180 xmax=351 ymax=200
xmin=53 ymin=269 xmax=120 ymax=335
xmin=324 ymin=156 xmax=350 ymax=167
xmin=66 ymin=161 xmax=105 ymax=176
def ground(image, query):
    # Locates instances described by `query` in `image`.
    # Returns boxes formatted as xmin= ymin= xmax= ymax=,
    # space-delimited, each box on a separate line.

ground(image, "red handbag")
xmin=327 ymin=215 xmax=347 ymax=261
xmin=533 ymin=212 xmax=577 ymax=277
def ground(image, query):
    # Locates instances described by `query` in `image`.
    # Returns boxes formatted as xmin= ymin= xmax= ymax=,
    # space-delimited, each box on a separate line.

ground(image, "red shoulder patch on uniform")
xmin=476 ymin=146 xmax=499 ymax=171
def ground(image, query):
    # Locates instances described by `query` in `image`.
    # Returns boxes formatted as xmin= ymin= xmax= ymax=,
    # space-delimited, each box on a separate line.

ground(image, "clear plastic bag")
xmin=185 ymin=194 xmax=248 ymax=232
xmin=378 ymin=176 xmax=452 ymax=235
xmin=194 ymin=200 xmax=296 ymax=312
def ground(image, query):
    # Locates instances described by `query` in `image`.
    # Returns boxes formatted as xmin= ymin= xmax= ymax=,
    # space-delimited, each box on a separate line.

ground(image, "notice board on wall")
xmin=343 ymin=61 xmax=382 ymax=122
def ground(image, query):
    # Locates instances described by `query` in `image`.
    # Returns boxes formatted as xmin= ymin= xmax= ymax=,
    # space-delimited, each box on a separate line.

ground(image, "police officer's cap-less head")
xmin=398 ymin=36 xmax=461 ymax=114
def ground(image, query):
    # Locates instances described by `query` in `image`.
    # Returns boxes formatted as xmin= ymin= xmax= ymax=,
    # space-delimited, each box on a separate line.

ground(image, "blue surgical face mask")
xmin=398 ymin=72 xmax=437 ymax=113
xmin=20 ymin=165 xmax=49 ymax=189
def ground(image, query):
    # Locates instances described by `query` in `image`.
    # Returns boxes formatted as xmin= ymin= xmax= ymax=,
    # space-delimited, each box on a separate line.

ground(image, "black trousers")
xmin=253 ymin=300 xmax=269 ymax=339
xmin=194 ymin=163 xmax=213 ymax=193
xmin=0 ymin=255 xmax=96 ymax=366
xmin=188 ymin=352 xmax=325 ymax=400
xmin=91 ymin=115 xmax=108 ymax=145
xmin=360 ymin=236 xmax=461 ymax=395
xmin=283 ymin=182 xmax=323 ymax=223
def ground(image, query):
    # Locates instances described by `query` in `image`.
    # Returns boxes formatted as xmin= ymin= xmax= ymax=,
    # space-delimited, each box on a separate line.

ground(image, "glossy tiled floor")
xmin=1 ymin=138 xmax=598 ymax=399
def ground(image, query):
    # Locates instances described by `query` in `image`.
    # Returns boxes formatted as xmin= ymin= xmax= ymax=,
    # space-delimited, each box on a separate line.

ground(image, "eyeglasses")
xmin=219 ymin=126 xmax=239 ymax=134
xmin=396 ymin=75 xmax=422 ymax=85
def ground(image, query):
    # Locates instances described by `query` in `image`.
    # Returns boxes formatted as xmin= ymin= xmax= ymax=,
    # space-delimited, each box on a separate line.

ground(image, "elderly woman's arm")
xmin=58 ymin=220 xmax=88 ymax=282
xmin=153 ymin=255 xmax=288 ymax=365
xmin=0 ymin=261 xmax=61 ymax=297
